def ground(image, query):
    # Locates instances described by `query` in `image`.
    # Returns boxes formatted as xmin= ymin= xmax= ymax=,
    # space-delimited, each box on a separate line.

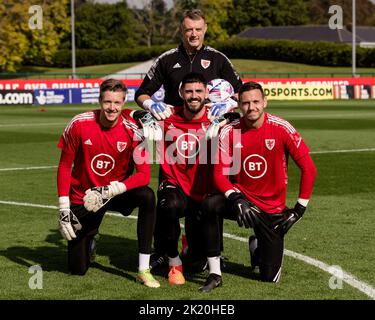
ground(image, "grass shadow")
xmin=183 ymin=259 xmax=261 ymax=287
xmin=0 ymin=229 xmax=140 ymax=281
xmin=150 ymin=254 xmax=261 ymax=286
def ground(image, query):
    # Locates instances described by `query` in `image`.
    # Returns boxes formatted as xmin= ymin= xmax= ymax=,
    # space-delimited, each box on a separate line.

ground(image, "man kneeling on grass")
xmin=56 ymin=78 xmax=160 ymax=288
xmin=200 ymin=81 xmax=317 ymax=291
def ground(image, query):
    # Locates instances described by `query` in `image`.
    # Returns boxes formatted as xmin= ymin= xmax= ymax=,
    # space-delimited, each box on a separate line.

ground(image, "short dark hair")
xmin=99 ymin=78 xmax=127 ymax=101
xmin=180 ymin=9 xmax=205 ymax=25
xmin=238 ymin=81 xmax=265 ymax=99
xmin=180 ymin=72 xmax=207 ymax=89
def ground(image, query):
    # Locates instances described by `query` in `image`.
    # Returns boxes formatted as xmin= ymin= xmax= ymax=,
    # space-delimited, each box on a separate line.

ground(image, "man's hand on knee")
xmin=274 ymin=202 xmax=306 ymax=234
xmin=228 ymin=192 xmax=261 ymax=229
xmin=83 ymin=181 xmax=126 ymax=212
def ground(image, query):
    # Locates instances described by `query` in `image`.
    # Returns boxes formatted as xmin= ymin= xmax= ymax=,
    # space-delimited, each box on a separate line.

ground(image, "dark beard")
xmin=185 ymin=99 xmax=205 ymax=114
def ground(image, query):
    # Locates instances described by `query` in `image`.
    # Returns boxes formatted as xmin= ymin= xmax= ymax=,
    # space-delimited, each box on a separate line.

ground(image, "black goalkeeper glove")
xmin=228 ymin=192 xmax=261 ymax=229
xmin=132 ymin=110 xmax=148 ymax=121
xmin=275 ymin=202 xmax=306 ymax=235
xmin=222 ymin=112 xmax=241 ymax=122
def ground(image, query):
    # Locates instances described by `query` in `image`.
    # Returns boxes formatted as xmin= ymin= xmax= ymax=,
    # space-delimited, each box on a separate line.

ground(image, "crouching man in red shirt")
xmin=57 ymin=79 xmax=160 ymax=288
xmin=200 ymin=81 xmax=317 ymax=291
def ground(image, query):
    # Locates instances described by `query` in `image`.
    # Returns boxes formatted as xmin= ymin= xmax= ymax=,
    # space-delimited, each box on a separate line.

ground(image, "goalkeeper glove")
xmin=205 ymin=112 xmax=240 ymax=140
xmin=143 ymin=99 xmax=173 ymax=120
xmin=83 ymin=181 xmax=126 ymax=212
xmin=228 ymin=192 xmax=261 ymax=229
xmin=133 ymin=110 xmax=163 ymax=141
xmin=274 ymin=202 xmax=306 ymax=235
xmin=207 ymin=98 xmax=237 ymax=120
xmin=58 ymin=197 xmax=82 ymax=241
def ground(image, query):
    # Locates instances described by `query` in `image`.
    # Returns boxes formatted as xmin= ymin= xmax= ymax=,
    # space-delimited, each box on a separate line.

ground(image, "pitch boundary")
xmin=0 ymin=147 xmax=375 ymax=172
xmin=0 ymin=199 xmax=374 ymax=300
xmin=0 ymin=122 xmax=66 ymax=128
xmin=0 ymin=166 xmax=57 ymax=172
xmin=311 ymin=148 xmax=375 ymax=154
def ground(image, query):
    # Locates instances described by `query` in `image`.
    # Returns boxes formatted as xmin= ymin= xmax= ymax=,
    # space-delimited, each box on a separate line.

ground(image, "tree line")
xmin=1 ymin=0 xmax=375 ymax=72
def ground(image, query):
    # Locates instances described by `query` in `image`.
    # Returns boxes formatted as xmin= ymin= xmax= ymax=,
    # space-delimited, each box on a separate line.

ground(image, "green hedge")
xmin=30 ymin=38 xmax=375 ymax=68
xmin=30 ymin=44 xmax=176 ymax=68
xmin=212 ymin=37 xmax=375 ymax=68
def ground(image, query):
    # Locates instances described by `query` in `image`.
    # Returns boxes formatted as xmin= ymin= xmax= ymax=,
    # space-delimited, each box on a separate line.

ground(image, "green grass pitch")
xmin=0 ymin=100 xmax=374 ymax=300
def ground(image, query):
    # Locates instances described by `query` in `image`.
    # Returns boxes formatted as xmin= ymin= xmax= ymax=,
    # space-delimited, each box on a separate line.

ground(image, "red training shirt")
xmin=57 ymin=109 xmax=150 ymax=204
xmin=214 ymin=113 xmax=316 ymax=213
xmin=157 ymin=107 xmax=215 ymax=202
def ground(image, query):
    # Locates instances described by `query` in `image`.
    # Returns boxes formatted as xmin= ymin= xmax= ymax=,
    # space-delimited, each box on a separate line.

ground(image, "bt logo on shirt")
xmin=243 ymin=154 xmax=267 ymax=179
xmin=91 ymin=153 xmax=115 ymax=176
xmin=176 ymin=133 xmax=200 ymax=159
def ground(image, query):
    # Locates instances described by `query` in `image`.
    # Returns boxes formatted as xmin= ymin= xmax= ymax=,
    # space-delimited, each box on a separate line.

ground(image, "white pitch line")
xmin=223 ymin=233 xmax=375 ymax=300
xmin=311 ymin=148 xmax=375 ymax=154
xmin=284 ymin=249 xmax=375 ymax=300
xmin=0 ymin=200 xmax=58 ymax=209
xmin=0 ymin=199 xmax=374 ymax=300
xmin=0 ymin=122 xmax=66 ymax=128
xmin=0 ymin=166 xmax=57 ymax=172
xmin=1 ymin=147 xmax=375 ymax=173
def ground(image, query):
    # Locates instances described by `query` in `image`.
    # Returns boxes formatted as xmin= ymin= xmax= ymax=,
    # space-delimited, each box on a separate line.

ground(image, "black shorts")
xmin=155 ymin=180 xmax=206 ymax=259
xmin=202 ymin=194 xmax=285 ymax=276
xmin=157 ymin=180 xmax=205 ymax=220
xmin=249 ymin=211 xmax=285 ymax=270
xmin=67 ymin=186 xmax=155 ymax=275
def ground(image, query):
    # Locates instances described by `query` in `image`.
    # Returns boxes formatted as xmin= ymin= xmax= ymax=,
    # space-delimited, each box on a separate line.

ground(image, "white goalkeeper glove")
xmin=205 ymin=112 xmax=241 ymax=140
xmin=143 ymin=99 xmax=173 ymax=120
xmin=207 ymin=97 xmax=237 ymax=120
xmin=205 ymin=115 xmax=228 ymax=140
xmin=83 ymin=181 xmax=126 ymax=212
xmin=135 ymin=111 xmax=163 ymax=141
xmin=58 ymin=196 xmax=82 ymax=241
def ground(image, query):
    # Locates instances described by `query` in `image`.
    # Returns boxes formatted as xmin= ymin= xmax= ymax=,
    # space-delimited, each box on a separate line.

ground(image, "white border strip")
xmin=0 ymin=199 xmax=374 ymax=300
